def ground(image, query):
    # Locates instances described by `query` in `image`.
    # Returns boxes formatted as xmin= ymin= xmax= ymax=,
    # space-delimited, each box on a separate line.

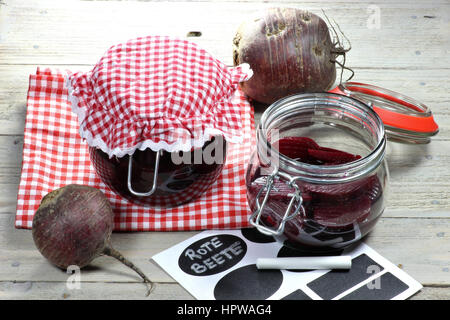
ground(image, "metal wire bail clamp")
xmin=249 ymin=168 xmax=304 ymax=236
xmin=127 ymin=150 xmax=163 ymax=197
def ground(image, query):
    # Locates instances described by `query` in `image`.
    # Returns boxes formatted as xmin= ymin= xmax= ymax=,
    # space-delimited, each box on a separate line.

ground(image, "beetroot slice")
xmin=249 ymin=177 xmax=313 ymax=203
xmin=249 ymin=175 xmax=382 ymax=231
xmin=301 ymin=175 xmax=378 ymax=202
xmin=276 ymin=137 xmax=362 ymax=165
xmin=307 ymin=148 xmax=361 ymax=164
xmin=278 ymin=145 xmax=310 ymax=163
xmin=278 ymin=136 xmax=320 ymax=150
xmin=312 ymin=196 xmax=371 ymax=228
xmin=250 ymin=136 xmax=382 ymax=235
xmin=277 ymin=138 xmax=314 ymax=163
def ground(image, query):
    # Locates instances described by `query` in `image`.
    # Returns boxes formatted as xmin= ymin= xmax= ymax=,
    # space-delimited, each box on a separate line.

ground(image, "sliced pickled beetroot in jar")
xmin=247 ymin=174 xmax=381 ymax=223
xmin=247 ymin=135 xmax=385 ymax=246
xmin=312 ymin=196 xmax=371 ymax=228
xmin=300 ymin=175 xmax=378 ymax=203
xmin=307 ymin=148 xmax=362 ymax=165
xmin=248 ymin=176 xmax=313 ymax=203
xmin=276 ymin=136 xmax=362 ymax=165
xmin=366 ymin=174 xmax=383 ymax=203
xmin=277 ymin=137 xmax=320 ymax=164
xmin=278 ymin=136 xmax=320 ymax=150
xmin=277 ymin=145 xmax=310 ymax=163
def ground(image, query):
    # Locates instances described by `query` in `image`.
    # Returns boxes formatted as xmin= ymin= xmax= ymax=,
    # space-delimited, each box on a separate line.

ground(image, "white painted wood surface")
xmin=0 ymin=0 xmax=449 ymax=300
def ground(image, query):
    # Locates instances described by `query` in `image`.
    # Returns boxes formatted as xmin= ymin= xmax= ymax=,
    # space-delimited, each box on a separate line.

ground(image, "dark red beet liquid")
xmin=90 ymin=136 xmax=226 ymax=207
xmin=247 ymin=137 xmax=384 ymax=252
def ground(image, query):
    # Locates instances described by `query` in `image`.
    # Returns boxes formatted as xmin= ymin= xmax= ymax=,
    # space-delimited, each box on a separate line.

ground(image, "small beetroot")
xmin=32 ymin=184 xmax=153 ymax=295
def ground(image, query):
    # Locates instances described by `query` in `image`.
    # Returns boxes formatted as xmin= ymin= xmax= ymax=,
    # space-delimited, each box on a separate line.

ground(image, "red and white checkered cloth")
xmin=16 ymin=67 xmax=255 ymax=231
xmin=67 ymin=36 xmax=253 ymax=157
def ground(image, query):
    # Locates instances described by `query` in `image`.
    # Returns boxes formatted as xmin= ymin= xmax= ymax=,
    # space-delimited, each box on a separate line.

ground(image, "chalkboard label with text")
xmin=178 ymin=234 xmax=247 ymax=276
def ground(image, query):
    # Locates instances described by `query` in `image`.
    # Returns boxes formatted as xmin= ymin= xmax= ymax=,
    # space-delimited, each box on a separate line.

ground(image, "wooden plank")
xmin=143 ymin=0 xmax=448 ymax=3
xmin=1 ymin=279 xmax=448 ymax=300
xmin=0 ymin=134 xmax=449 ymax=213
xmin=0 ymin=0 xmax=449 ymax=69
xmin=0 ymin=135 xmax=22 ymax=167
xmin=0 ymin=280 xmax=447 ymax=300
xmin=364 ymin=218 xmax=450 ymax=286
xmin=410 ymin=287 xmax=450 ymax=300
xmin=0 ymin=0 xmax=449 ymax=300
xmin=0 ymin=64 xmax=448 ymax=137
xmin=0 ymin=281 xmax=193 ymax=300
xmin=1 ymin=214 xmax=449 ymax=285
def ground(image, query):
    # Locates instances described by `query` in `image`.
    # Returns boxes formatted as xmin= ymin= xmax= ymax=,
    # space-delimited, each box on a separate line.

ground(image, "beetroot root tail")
xmin=103 ymin=245 xmax=154 ymax=296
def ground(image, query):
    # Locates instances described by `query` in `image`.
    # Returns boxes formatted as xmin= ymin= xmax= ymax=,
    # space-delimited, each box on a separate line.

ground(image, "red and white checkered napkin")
xmin=67 ymin=35 xmax=253 ymax=157
xmin=16 ymin=67 xmax=255 ymax=231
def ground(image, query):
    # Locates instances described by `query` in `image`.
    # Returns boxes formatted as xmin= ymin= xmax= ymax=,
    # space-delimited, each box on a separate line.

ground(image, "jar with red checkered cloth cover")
xmin=67 ymin=36 xmax=253 ymax=207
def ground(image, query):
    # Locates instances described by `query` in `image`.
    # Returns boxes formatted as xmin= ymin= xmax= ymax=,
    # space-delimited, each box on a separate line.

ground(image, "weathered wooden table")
xmin=0 ymin=0 xmax=449 ymax=300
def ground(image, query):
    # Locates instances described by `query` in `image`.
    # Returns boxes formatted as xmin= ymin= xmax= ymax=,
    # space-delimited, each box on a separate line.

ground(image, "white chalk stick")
xmin=256 ymin=256 xmax=352 ymax=270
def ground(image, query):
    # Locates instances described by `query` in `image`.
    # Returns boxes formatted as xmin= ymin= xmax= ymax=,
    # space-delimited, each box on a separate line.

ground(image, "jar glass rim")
xmin=258 ymin=92 xmax=386 ymax=183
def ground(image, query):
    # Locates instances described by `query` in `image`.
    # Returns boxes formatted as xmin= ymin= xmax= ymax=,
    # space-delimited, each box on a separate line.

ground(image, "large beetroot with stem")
xmin=32 ymin=184 xmax=153 ymax=295
xmin=233 ymin=7 xmax=352 ymax=104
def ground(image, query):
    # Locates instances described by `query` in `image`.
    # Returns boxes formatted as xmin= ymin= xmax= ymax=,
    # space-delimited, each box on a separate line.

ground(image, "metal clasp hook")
xmin=127 ymin=150 xmax=162 ymax=197
xmin=249 ymin=169 xmax=303 ymax=236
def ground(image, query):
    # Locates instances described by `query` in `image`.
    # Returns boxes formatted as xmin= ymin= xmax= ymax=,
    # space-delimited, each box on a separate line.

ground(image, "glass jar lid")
xmin=330 ymin=82 xmax=439 ymax=144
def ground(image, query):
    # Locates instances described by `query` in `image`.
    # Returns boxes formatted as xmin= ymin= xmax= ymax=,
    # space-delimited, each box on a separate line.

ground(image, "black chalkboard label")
xmin=213 ymin=264 xmax=283 ymax=300
xmin=341 ymin=272 xmax=409 ymax=300
xmin=241 ymin=228 xmax=276 ymax=243
xmin=178 ymin=234 xmax=247 ymax=276
xmin=281 ymin=289 xmax=312 ymax=300
xmin=307 ymin=254 xmax=384 ymax=300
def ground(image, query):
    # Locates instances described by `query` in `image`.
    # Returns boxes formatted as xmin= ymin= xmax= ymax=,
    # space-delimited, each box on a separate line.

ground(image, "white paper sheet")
xmin=152 ymin=229 xmax=422 ymax=300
